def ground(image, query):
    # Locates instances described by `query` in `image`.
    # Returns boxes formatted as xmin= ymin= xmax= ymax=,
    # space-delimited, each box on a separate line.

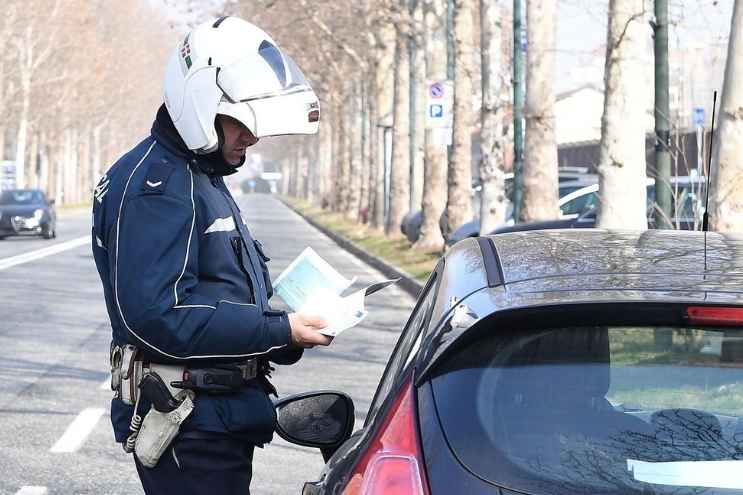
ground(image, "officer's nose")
xmin=240 ymin=129 xmax=259 ymax=147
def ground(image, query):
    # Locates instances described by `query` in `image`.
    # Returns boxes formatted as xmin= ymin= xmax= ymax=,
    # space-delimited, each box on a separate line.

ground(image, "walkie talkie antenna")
xmin=703 ymin=91 xmax=718 ymax=273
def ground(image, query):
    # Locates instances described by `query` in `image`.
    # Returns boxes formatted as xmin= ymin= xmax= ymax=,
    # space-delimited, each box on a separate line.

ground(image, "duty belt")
xmin=110 ymin=344 xmax=261 ymax=406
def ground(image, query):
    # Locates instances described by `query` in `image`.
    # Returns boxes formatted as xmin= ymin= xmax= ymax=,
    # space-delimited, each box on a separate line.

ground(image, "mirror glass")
xmin=276 ymin=392 xmax=354 ymax=447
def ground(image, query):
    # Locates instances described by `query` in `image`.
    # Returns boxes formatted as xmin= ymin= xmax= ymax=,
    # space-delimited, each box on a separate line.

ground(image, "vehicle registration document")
xmin=272 ymin=247 xmax=398 ymax=337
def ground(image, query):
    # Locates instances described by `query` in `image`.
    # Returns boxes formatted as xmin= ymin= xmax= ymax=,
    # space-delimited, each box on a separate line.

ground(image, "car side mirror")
xmin=274 ymin=391 xmax=355 ymax=462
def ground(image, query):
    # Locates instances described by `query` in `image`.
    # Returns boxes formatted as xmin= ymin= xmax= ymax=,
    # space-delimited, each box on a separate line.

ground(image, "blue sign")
xmin=693 ymin=107 xmax=705 ymax=127
xmin=430 ymin=83 xmax=444 ymax=98
xmin=429 ymin=104 xmax=444 ymax=118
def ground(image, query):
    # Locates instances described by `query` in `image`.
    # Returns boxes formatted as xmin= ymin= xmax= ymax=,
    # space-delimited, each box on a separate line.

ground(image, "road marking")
xmin=50 ymin=408 xmax=106 ymax=453
xmin=15 ymin=487 xmax=48 ymax=495
xmin=0 ymin=236 xmax=91 ymax=271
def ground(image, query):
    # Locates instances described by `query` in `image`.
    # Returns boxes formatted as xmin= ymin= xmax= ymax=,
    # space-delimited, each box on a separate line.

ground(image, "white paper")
xmin=300 ymin=288 xmax=368 ymax=337
xmin=627 ymin=459 xmax=743 ymax=489
xmin=272 ymin=247 xmax=397 ymax=337
xmin=272 ymin=247 xmax=356 ymax=312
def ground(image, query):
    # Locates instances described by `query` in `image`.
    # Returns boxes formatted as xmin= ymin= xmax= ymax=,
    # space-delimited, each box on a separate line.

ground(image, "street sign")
xmin=429 ymin=82 xmax=444 ymax=99
xmin=425 ymin=80 xmax=453 ymax=130
xmin=429 ymin=104 xmax=444 ymax=118
xmin=693 ymin=107 xmax=705 ymax=127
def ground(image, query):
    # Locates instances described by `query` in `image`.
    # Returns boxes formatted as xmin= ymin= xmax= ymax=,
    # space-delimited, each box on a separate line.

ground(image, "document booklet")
xmin=272 ymin=247 xmax=399 ymax=337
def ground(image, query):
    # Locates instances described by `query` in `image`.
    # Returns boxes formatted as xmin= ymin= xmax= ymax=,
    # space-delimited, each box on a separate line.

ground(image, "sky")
xmin=555 ymin=0 xmax=734 ymax=94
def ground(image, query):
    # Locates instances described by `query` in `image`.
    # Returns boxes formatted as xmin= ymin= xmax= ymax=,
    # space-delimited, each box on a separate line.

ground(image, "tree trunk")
xmin=414 ymin=0 xmax=448 ymax=251
xmin=386 ymin=18 xmax=411 ymax=236
xmin=359 ymin=80 xmax=371 ymax=223
xmin=319 ymin=113 xmax=333 ymax=207
xmin=596 ymin=0 xmax=649 ymax=229
xmin=347 ymin=82 xmax=363 ymax=219
xmin=280 ymin=157 xmax=290 ymax=195
xmin=15 ymin=82 xmax=30 ymax=188
xmin=409 ymin=0 xmax=426 ymax=214
xmin=341 ymin=96 xmax=354 ymax=212
xmin=710 ymin=0 xmax=743 ymax=232
xmin=372 ymin=24 xmax=396 ymax=230
xmin=92 ymin=125 xmax=103 ymax=187
xmin=479 ymin=0 xmax=510 ymax=235
xmin=79 ymin=126 xmax=92 ymax=203
xmin=53 ymin=145 xmax=63 ymax=204
xmin=39 ymin=140 xmax=50 ymax=197
xmin=27 ymin=131 xmax=39 ymax=189
xmin=446 ymin=0 xmax=475 ymax=235
xmin=331 ymin=104 xmax=343 ymax=210
xmin=521 ymin=0 xmax=558 ymax=222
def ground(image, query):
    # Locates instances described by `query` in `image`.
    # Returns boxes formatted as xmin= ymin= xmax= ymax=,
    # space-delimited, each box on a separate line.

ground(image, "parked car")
xmin=443 ymin=174 xmax=599 ymax=246
xmin=0 ymin=188 xmax=56 ymax=240
xmin=274 ymin=229 xmax=743 ymax=494
xmin=491 ymin=175 xmax=707 ymax=235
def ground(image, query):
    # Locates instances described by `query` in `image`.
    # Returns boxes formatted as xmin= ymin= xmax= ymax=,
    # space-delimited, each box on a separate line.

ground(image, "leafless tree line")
xmin=0 ymin=0 xmax=172 ymax=205
xmin=238 ymin=0 xmax=743 ymax=246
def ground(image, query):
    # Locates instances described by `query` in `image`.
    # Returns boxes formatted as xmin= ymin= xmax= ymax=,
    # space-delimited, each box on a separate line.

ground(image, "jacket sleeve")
xmin=112 ymin=192 xmax=292 ymax=363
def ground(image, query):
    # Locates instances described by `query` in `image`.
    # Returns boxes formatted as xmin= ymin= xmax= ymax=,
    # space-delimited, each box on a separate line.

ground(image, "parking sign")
xmin=429 ymin=104 xmax=444 ymax=118
xmin=425 ymin=80 xmax=453 ymax=130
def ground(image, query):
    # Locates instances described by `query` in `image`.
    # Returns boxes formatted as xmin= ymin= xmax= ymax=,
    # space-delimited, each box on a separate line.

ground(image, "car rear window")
xmin=431 ymin=325 xmax=743 ymax=494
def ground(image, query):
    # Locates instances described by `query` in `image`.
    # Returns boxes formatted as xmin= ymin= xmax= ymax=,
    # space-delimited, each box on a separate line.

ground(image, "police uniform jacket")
xmin=92 ymin=105 xmax=301 ymax=445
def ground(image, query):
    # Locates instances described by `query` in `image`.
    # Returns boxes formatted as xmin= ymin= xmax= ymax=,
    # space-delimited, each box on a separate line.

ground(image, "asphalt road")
xmin=0 ymin=194 xmax=415 ymax=495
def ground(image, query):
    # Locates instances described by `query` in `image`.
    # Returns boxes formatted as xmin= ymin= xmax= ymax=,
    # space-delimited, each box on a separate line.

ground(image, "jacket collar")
xmin=150 ymin=104 xmax=242 ymax=177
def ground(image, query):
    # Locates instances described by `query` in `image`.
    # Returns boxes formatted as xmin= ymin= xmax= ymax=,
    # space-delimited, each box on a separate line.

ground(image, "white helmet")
xmin=163 ymin=16 xmax=320 ymax=153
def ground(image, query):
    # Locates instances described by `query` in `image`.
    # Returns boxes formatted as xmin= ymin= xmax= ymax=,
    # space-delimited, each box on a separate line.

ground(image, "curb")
xmin=279 ymin=197 xmax=424 ymax=299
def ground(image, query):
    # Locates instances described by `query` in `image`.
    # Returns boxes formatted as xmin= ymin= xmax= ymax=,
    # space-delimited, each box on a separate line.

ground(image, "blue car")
xmin=0 ymin=189 xmax=57 ymax=240
xmin=276 ymin=229 xmax=743 ymax=494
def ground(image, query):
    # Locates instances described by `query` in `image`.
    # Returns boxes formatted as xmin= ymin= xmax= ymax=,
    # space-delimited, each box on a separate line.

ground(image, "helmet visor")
xmin=217 ymin=41 xmax=314 ymax=103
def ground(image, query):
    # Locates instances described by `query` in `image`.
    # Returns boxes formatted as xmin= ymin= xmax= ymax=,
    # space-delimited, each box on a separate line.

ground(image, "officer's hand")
xmin=288 ymin=313 xmax=333 ymax=348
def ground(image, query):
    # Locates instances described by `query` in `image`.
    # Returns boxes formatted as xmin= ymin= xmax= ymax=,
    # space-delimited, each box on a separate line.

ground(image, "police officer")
xmin=92 ymin=17 xmax=331 ymax=494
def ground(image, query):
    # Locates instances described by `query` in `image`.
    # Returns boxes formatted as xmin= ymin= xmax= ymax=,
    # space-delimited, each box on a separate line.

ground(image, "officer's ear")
xmin=214 ymin=115 xmax=226 ymax=150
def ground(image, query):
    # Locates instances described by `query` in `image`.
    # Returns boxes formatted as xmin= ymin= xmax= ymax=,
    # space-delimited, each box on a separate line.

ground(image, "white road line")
xmin=0 ymin=235 xmax=91 ymax=271
xmin=50 ymin=408 xmax=106 ymax=453
xmin=15 ymin=487 xmax=48 ymax=495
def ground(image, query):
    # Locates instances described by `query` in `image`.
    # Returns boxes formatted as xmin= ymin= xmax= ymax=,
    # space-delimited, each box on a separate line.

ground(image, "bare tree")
xmin=710 ymin=0 xmax=743 ymax=232
xmin=386 ymin=2 xmax=412 ymax=236
xmin=347 ymin=81 xmax=364 ymax=219
xmin=596 ymin=0 xmax=649 ymax=230
xmin=521 ymin=0 xmax=558 ymax=222
xmin=479 ymin=0 xmax=510 ymax=234
xmin=409 ymin=0 xmax=426 ymax=214
xmin=446 ymin=0 xmax=475 ymax=236
xmin=414 ymin=0 xmax=447 ymax=251
xmin=372 ymin=22 xmax=396 ymax=230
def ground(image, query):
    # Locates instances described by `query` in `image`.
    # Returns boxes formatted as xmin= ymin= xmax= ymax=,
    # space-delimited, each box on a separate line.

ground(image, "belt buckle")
xmin=243 ymin=359 xmax=258 ymax=380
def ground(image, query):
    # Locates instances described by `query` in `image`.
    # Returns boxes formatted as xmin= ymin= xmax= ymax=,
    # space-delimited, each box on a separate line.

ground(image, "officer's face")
xmin=218 ymin=115 xmax=259 ymax=165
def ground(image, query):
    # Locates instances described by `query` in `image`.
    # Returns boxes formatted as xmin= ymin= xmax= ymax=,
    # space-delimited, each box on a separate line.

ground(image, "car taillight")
xmin=686 ymin=306 xmax=743 ymax=326
xmin=342 ymin=379 xmax=430 ymax=495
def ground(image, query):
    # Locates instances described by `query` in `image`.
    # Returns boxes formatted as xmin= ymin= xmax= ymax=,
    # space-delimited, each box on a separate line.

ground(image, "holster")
xmin=135 ymin=390 xmax=195 ymax=468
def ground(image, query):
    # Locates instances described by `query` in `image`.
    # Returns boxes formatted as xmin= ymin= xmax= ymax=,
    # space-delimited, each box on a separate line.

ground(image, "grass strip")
xmin=284 ymin=196 xmax=439 ymax=282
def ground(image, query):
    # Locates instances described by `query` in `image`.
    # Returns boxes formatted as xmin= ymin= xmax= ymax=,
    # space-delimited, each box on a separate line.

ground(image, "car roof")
xmin=418 ymin=229 xmax=743 ymax=380
xmin=433 ymin=229 xmax=743 ymax=325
